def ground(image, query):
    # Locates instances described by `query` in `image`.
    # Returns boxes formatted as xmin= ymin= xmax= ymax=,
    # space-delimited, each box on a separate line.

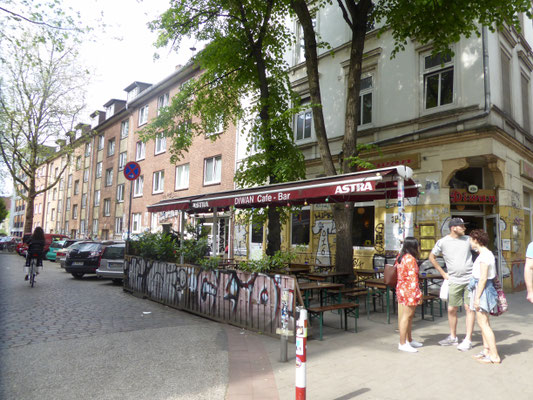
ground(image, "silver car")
xmin=96 ymin=243 xmax=125 ymax=283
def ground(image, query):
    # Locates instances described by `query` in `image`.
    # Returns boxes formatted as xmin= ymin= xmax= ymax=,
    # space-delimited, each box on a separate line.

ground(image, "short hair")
xmin=469 ymin=229 xmax=489 ymax=247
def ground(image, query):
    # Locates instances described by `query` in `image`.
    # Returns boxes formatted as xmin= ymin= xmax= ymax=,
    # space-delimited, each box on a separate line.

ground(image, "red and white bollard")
xmin=295 ymin=308 xmax=307 ymax=400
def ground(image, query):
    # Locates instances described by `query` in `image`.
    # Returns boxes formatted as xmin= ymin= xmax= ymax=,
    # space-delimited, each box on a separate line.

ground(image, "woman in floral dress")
xmin=396 ymin=237 xmax=423 ymax=353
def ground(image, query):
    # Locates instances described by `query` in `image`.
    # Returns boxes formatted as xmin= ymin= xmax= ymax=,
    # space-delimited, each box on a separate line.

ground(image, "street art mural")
xmin=125 ymin=257 xmax=296 ymax=336
xmin=312 ymin=217 xmax=336 ymax=265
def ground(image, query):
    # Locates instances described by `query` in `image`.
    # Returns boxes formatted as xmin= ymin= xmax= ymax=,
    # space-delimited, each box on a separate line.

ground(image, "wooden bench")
xmin=308 ymin=302 xmax=359 ymax=340
xmin=420 ymin=294 xmax=443 ymax=321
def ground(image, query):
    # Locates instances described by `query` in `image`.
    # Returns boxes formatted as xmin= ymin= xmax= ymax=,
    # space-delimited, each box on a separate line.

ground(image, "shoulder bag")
xmin=490 ymin=275 xmax=508 ymax=316
xmin=384 ymin=261 xmax=398 ymax=288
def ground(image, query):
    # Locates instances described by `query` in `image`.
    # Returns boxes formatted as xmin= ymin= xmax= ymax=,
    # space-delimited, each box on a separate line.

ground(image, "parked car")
xmin=45 ymin=240 xmax=66 ymax=261
xmin=65 ymin=241 xmax=114 ymax=279
xmin=0 ymin=236 xmax=19 ymax=251
xmin=57 ymin=239 xmax=84 ymax=269
xmin=96 ymin=242 xmax=125 ymax=283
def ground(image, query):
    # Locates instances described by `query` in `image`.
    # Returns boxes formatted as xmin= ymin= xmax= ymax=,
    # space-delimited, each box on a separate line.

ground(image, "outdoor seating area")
xmin=289 ymin=257 xmax=448 ymax=340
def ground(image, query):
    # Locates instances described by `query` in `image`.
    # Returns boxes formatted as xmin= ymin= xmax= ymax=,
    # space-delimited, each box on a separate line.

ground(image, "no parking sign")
xmin=124 ymin=162 xmax=141 ymax=180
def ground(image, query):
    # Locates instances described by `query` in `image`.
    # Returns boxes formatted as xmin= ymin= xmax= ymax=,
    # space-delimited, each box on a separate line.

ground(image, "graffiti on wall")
xmin=234 ymin=223 xmax=247 ymax=256
xmin=374 ymin=223 xmax=385 ymax=254
xmin=312 ymin=218 xmax=336 ymax=265
xmin=125 ymin=257 xmax=296 ymax=336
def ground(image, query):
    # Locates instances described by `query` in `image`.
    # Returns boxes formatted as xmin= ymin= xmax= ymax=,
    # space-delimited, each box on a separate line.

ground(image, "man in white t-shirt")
xmin=429 ymin=217 xmax=475 ymax=351
xmin=525 ymin=242 xmax=533 ymax=303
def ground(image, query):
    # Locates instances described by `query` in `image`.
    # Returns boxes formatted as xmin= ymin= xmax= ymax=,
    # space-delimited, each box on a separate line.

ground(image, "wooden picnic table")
xmin=364 ymin=278 xmax=393 ymax=324
xmin=354 ymin=268 xmax=384 ymax=284
xmin=298 ymin=282 xmax=345 ymax=308
xmin=305 ymin=271 xmax=352 ymax=283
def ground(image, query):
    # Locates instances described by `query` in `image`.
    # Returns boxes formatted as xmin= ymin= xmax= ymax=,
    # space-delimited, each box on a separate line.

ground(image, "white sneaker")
xmin=398 ymin=343 xmax=418 ymax=353
xmin=438 ymin=335 xmax=459 ymax=346
xmin=409 ymin=340 xmax=423 ymax=348
xmin=457 ymin=339 xmax=472 ymax=351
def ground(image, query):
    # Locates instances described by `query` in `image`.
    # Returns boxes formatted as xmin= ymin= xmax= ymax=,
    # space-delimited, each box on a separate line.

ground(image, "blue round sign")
xmin=124 ymin=161 xmax=141 ymax=181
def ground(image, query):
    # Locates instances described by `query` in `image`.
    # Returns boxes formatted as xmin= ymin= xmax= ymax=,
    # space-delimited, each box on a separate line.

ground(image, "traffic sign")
xmin=124 ymin=161 xmax=141 ymax=181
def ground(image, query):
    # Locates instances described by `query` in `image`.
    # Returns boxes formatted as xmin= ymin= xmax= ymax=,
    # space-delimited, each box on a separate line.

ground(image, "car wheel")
xmin=71 ymin=273 xmax=84 ymax=279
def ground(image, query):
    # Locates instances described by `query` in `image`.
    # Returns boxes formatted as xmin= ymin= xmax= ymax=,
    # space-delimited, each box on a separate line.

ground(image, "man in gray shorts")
xmin=429 ymin=217 xmax=474 ymax=351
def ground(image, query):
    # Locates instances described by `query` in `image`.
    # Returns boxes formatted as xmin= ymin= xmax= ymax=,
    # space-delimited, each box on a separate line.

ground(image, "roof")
xmin=147 ymin=166 xmax=418 ymax=213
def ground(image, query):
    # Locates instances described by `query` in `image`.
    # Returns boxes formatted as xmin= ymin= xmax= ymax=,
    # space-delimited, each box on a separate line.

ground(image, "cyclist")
xmin=24 ymin=227 xmax=45 ymax=281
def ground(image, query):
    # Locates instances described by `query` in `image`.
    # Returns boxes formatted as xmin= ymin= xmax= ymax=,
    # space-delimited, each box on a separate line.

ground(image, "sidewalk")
xmin=252 ymin=291 xmax=533 ymax=399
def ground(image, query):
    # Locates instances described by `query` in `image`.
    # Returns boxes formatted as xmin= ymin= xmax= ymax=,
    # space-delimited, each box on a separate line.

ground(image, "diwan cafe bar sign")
xmin=191 ymin=180 xmax=378 ymax=209
xmin=450 ymin=189 xmax=497 ymax=204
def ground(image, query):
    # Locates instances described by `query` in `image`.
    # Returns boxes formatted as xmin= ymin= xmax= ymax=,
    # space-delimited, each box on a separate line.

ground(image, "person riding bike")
xmin=24 ymin=227 xmax=45 ymax=281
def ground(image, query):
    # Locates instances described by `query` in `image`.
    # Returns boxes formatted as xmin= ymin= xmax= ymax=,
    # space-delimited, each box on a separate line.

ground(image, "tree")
xmin=0 ymin=28 xmax=89 ymax=233
xmin=144 ymin=0 xmax=306 ymax=255
xmin=0 ymin=198 xmax=8 ymax=226
xmin=291 ymin=0 xmax=532 ymax=276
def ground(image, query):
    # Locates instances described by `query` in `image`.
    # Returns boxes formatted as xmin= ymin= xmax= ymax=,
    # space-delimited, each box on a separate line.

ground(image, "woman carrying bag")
xmin=396 ymin=237 xmax=423 ymax=353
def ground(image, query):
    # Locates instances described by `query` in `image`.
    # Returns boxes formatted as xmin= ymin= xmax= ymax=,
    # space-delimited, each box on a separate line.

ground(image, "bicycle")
xmin=27 ymin=254 xmax=38 ymax=288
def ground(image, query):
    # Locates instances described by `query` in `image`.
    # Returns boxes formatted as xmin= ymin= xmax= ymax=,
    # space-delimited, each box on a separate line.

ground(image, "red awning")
xmin=147 ymin=166 xmax=418 ymax=213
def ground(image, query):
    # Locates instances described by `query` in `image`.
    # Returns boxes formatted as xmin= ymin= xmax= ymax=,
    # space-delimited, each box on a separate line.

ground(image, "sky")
xmin=0 ymin=0 xmax=196 ymax=196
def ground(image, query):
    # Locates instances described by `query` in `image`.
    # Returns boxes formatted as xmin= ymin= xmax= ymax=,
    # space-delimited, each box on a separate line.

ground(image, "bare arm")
xmin=429 ymin=252 xmax=448 ymax=280
xmin=525 ymin=257 xmax=533 ymax=303
xmin=474 ymin=261 xmax=488 ymax=311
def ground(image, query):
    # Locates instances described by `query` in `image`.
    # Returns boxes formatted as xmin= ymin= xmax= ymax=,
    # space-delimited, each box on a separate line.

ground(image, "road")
xmin=0 ymin=253 xmax=229 ymax=400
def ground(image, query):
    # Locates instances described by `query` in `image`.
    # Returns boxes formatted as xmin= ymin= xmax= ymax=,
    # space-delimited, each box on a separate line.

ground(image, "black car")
xmin=64 ymin=241 xmax=113 ymax=279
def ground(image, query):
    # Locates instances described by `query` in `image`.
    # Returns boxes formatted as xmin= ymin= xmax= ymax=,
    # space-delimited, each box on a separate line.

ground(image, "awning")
xmin=147 ymin=166 xmax=418 ymax=213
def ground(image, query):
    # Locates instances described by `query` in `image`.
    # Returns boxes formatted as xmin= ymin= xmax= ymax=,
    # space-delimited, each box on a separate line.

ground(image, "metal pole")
xmin=295 ymin=308 xmax=307 ymax=400
xmin=398 ymin=175 xmax=405 ymax=241
xmin=126 ymin=179 xmax=133 ymax=253
xmin=180 ymin=210 xmax=185 ymax=264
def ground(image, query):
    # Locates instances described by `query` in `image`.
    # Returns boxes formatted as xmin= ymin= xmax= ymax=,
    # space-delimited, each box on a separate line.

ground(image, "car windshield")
xmin=50 ymin=241 xmax=65 ymax=249
xmin=78 ymin=243 xmax=102 ymax=252
xmin=102 ymin=246 xmax=124 ymax=260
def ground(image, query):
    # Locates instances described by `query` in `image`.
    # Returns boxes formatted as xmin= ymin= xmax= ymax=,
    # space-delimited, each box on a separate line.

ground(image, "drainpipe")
xmin=372 ymin=26 xmax=491 ymax=147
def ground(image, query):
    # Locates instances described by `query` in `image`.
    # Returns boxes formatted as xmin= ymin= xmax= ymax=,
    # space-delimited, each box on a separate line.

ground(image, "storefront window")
xmin=292 ymin=209 xmax=310 ymax=245
xmin=352 ymin=206 xmax=374 ymax=247
xmin=251 ymin=222 xmax=263 ymax=244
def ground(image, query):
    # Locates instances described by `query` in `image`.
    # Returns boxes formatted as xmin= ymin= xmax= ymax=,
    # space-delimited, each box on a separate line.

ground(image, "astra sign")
xmin=334 ymin=181 xmax=374 ymax=194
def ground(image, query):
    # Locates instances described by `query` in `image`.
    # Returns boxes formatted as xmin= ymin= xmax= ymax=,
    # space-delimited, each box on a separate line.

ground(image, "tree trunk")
xmin=333 ymin=203 xmax=354 ymax=277
xmin=23 ymin=182 xmax=36 ymax=234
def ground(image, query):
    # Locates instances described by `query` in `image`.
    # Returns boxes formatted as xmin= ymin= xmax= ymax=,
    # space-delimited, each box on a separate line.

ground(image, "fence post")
xmin=295 ymin=308 xmax=307 ymax=400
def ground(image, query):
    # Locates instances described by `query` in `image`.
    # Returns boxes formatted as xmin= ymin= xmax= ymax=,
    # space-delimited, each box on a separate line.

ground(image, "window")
xmin=155 ymin=134 xmax=166 ymax=154
xmin=120 ymin=120 xmax=129 ymax=138
xmin=76 ymin=156 xmax=82 ymax=170
xmin=106 ymin=103 xmax=115 ymax=118
xmin=58 ymin=199 xmax=62 ymax=213
xmin=103 ymin=199 xmax=111 ymax=216
xmin=96 ymin=162 xmax=102 ymax=178
xmin=115 ymin=217 xmax=123 ymax=234
xmin=423 ymin=52 xmax=454 ymax=109
xmin=105 ymin=168 xmax=113 ymax=186
xmin=501 ymin=51 xmax=512 ymax=114
xmin=59 ymin=178 xmax=64 ymax=190
xmin=83 ymin=168 xmax=89 ymax=182
xmin=136 ymin=141 xmax=145 ymax=161
xmin=72 ymin=204 xmax=78 ymax=219
xmin=107 ymin=138 xmax=115 ymax=156
xmin=175 ymin=164 xmax=189 ymax=190
xmin=522 ymin=74 xmax=530 ymax=132
xmin=134 ymin=175 xmax=144 ymax=196
xmin=138 ymin=104 xmax=149 ymax=126
xmin=295 ymin=99 xmax=312 ymax=141
xmin=64 ymin=221 xmax=69 ymax=233
xmin=251 ymin=221 xmax=263 ymax=244
xmin=98 ymin=135 xmax=104 ymax=150
xmin=74 ymin=180 xmax=80 ymax=195
xmin=157 ymin=92 xmax=169 ymax=115
xmin=291 ymin=209 xmax=310 ymax=245
xmin=80 ymin=220 xmax=86 ymax=234
xmin=204 ymin=156 xmax=221 ymax=185
xmin=85 ymin=143 xmax=91 ymax=157
xmin=66 ymin=197 xmax=71 ymax=211
xmin=206 ymin=120 xmax=223 ymax=137
xmin=81 ymin=193 xmax=87 ymax=209
xmin=118 ymin=152 xmax=127 ymax=171
xmin=153 ymin=170 xmax=164 ymax=193
xmin=53 ymin=188 xmax=57 ymax=200
xmin=51 ymin=208 xmax=55 ymax=221
xmin=132 ymin=213 xmax=142 ymax=233
xmin=358 ymin=75 xmax=373 ymax=126
xmin=116 ymin=184 xmax=124 ymax=202
xmin=352 ymin=205 xmax=375 ymax=247
xmin=54 ymin=167 xmax=59 ymax=178
xmin=92 ymin=219 xmax=98 ymax=236
xmin=295 ymin=18 xmax=316 ymax=64
xmin=94 ymin=190 xmax=100 ymax=206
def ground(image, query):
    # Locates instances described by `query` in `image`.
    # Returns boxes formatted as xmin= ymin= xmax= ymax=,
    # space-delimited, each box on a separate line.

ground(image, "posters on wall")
xmin=385 ymin=212 xmax=414 ymax=251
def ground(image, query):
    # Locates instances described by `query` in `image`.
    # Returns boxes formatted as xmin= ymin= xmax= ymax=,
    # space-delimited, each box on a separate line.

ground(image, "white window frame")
xmin=85 ymin=143 xmax=91 ymax=157
xmin=83 ymin=168 xmax=89 ymax=182
xmin=422 ymin=50 xmax=455 ymax=111
xmin=117 ymin=183 xmax=124 ymax=202
xmin=74 ymin=180 xmax=80 ymax=195
xmin=94 ymin=190 xmax=100 ymax=206
xmin=66 ymin=198 xmax=71 ymax=211
xmin=81 ymin=193 xmax=87 ymax=209
xmin=138 ymin=104 xmax=149 ymax=126
xmin=105 ymin=168 xmax=113 ymax=187
xmin=107 ymin=138 xmax=115 ymax=157
xmin=175 ymin=164 xmax=190 ymax=190
xmin=136 ymin=141 xmax=145 ymax=161
xmin=92 ymin=219 xmax=98 ymax=235
xmin=157 ymin=92 xmax=169 ymax=115
xmin=152 ymin=170 xmax=165 ymax=194
xmin=118 ymin=151 xmax=127 ymax=171
xmin=294 ymin=99 xmax=313 ymax=142
xmin=98 ymin=135 xmax=105 ymax=150
xmin=120 ymin=119 xmax=129 ymax=139
xmin=132 ymin=213 xmax=142 ymax=233
xmin=155 ymin=134 xmax=166 ymax=154
xmin=204 ymin=156 xmax=221 ymax=185
xmin=103 ymin=198 xmax=111 ymax=216
xmin=72 ymin=204 xmax=78 ymax=219
xmin=96 ymin=162 xmax=102 ymax=178
xmin=358 ymin=74 xmax=373 ymax=127
xmin=115 ymin=216 xmax=123 ymax=234
xmin=134 ymin=175 xmax=144 ymax=197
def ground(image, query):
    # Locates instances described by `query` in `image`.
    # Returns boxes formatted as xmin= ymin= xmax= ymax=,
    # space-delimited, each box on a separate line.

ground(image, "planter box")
xmin=124 ymin=256 xmax=296 ymax=337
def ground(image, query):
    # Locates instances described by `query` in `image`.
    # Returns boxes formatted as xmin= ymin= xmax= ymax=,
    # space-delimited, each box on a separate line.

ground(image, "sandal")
xmin=477 ymin=355 xmax=501 ymax=364
xmin=473 ymin=348 xmax=490 ymax=359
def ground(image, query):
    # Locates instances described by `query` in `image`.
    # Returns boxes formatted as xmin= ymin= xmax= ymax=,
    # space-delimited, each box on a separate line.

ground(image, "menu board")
xmin=385 ymin=212 xmax=414 ymax=251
